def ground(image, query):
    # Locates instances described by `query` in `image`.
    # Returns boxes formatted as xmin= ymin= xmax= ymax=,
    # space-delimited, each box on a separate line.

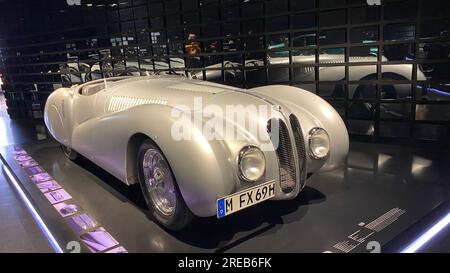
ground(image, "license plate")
xmin=217 ymin=181 xmax=275 ymax=218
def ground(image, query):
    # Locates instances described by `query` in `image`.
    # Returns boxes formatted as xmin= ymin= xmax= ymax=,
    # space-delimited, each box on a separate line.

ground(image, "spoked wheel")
xmin=137 ymin=140 xmax=193 ymax=230
xmin=60 ymin=145 xmax=79 ymax=161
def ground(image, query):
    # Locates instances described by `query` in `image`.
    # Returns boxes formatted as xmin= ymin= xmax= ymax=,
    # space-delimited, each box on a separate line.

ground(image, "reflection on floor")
xmin=0 ymin=93 xmax=52 ymax=252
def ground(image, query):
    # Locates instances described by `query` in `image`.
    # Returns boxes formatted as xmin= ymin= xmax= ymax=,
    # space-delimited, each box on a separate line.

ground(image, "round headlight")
xmin=308 ymin=128 xmax=330 ymax=159
xmin=238 ymin=146 xmax=265 ymax=182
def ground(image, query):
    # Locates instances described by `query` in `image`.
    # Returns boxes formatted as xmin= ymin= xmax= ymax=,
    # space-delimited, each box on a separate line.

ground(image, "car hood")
xmin=106 ymin=76 xmax=247 ymax=109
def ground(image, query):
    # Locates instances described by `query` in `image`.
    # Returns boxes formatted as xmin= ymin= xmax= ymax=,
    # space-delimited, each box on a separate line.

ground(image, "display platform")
xmin=1 ymin=139 xmax=450 ymax=253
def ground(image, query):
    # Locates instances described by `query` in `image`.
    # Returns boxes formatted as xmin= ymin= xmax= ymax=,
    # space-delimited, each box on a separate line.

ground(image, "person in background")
xmin=185 ymin=33 xmax=202 ymax=56
xmin=185 ymin=33 xmax=202 ymax=70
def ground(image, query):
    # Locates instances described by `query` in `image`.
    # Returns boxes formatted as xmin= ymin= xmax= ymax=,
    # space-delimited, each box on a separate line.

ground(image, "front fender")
xmin=250 ymin=85 xmax=349 ymax=172
xmin=101 ymin=104 xmax=236 ymax=217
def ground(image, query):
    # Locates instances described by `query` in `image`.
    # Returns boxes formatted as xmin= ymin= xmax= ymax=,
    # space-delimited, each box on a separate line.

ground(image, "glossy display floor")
xmin=1 ymin=139 xmax=450 ymax=253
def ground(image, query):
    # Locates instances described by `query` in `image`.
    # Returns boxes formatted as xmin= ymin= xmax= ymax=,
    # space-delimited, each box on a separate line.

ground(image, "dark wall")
xmin=0 ymin=0 xmax=449 ymax=144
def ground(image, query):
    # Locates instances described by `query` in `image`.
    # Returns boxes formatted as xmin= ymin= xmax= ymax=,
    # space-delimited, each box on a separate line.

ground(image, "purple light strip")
xmin=416 ymin=85 xmax=450 ymax=97
xmin=400 ymin=212 xmax=450 ymax=253
xmin=2 ymin=165 xmax=64 ymax=253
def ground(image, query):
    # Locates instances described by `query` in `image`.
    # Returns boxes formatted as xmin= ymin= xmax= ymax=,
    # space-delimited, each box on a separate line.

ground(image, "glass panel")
xmin=348 ymin=120 xmax=375 ymax=136
xmin=222 ymin=38 xmax=241 ymax=52
xmin=319 ymin=0 xmax=346 ymax=8
xmin=380 ymin=122 xmax=410 ymax=138
xmin=380 ymin=103 xmax=411 ymax=120
xmin=266 ymin=16 xmax=288 ymax=32
xmin=266 ymin=0 xmax=288 ymax=15
xmin=170 ymin=57 xmax=185 ymax=69
xmin=205 ymin=69 xmax=224 ymax=83
xmin=349 ymin=46 xmax=378 ymax=62
xmin=125 ymin=59 xmax=140 ymax=76
xmin=319 ymin=48 xmax=345 ymax=61
xmin=292 ymin=32 xmax=317 ymax=47
xmin=120 ymin=21 xmax=135 ymax=33
xmin=384 ymin=0 xmax=417 ymax=20
xmin=384 ymin=24 xmax=416 ymax=41
xmin=318 ymin=84 xmax=346 ymax=98
xmin=167 ymin=30 xmax=182 ymax=43
xmin=382 ymin=65 xmax=412 ymax=80
xmin=169 ymin=41 xmax=184 ymax=55
xmin=291 ymin=0 xmax=316 ymax=10
xmin=165 ymin=0 xmax=180 ymax=13
xmin=224 ymin=53 xmax=242 ymax=65
xmin=267 ymin=34 xmax=289 ymax=59
xmin=291 ymin=13 xmax=316 ymax=30
xmin=202 ymin=9 xmax=219 ymax=22
xmin=134 ymin=6 xmax=148 ymax=19
xmin=349 ymin=6 xmax=380 ymax=24
xmin=319 ymin=66 xmax=345 ymax=81
xmin=245 ymin=68 xmax=266 ymax=87
xmin=349 ymin=65 xmax=377 ymax=81
xmin=416 ymin=104 xmax=450 ymax=121
xmin=204 ymin=53 xmax=221 ymax=67
xmin=182 ymin=0 xmax=197 ymax=11
xmin=203 ymin=25 xmax=220 ymax=38
xmin=348 ymin=102 xmax=376 ymax=120
xmin=417 ymin=42 xmax=450 ymax=61
xmin=320 ymin=9 xmax=346 ymax=27
xmin=421 ymin=0 xmax=450 ymax=18
xmin=221 ymin=6 xmax=239 ymax=20
xmin=292 ymin=66 xmax=316 ymax=81
xmin=381 ymin=84 xmax=412 ymax=100
xmin=137 ymin=33 xmax=150 ymax=44
xmin=349 ymin=84 xmax=377 ymax=99
xmin=148 ymin=3 xmax=164 ymax=17
xmin=292 ymin=48 xmax=316 ymax=59
xmin=268 ymin=67 xmax=289 ymax=82
xmin=416 ymin=84 xmax=450 ymax=101
xmin=183 ymin=12 xmax=199 ymax=25
xmin=319 ymin=29 xmax=346 ymax=45
xmin=243 ymin=20 xmax=264 ymax=35
xmin=119 ymin=8 xmax=133 ymax=21
xmin=242 ymin=2 xmax=263 ymax=17
xmin=383 ymin=44 xmax=415 ymax=61
xmin=419 ymin=63 xmax=450 ymax=81
xmin=420 ymin=19 xmax=450 ymax=39
xmin=414 ymin=124 xmax=447 ymax=140
xmin=154 ymin=57 xmax=169 ymax=70
xmin=139 ymin=59 xmax=154 ymax=73
xmin=245 ymin=52 xmax=265 ymax=66
xmin=350 ymin=26 xmax=379 ymax=43
xmin=222 ymin=22 xmax=240 ymax=36
xmin=150 ymin=17 xmax=164 ymax=29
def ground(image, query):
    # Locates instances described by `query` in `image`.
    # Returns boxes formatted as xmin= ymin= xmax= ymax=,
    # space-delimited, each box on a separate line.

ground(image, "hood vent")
xmin=108 ymin=96 xmax=167 ymax=112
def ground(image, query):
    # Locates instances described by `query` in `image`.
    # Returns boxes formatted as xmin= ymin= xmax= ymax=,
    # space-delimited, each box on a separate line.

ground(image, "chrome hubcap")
xmin=142 ymin=149 xmax=176 ymax=216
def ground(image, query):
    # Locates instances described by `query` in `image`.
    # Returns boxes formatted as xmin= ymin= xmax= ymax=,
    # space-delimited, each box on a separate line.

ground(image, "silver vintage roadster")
xmin=44 ymin=75 xmax=348 ymax=230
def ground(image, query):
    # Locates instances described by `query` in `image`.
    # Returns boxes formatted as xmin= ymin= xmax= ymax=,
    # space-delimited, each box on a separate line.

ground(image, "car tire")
xmin=137 ymin=139 xmax=193 ymax=231
xmin=61 ymin=145 xmax=79 ymax=161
